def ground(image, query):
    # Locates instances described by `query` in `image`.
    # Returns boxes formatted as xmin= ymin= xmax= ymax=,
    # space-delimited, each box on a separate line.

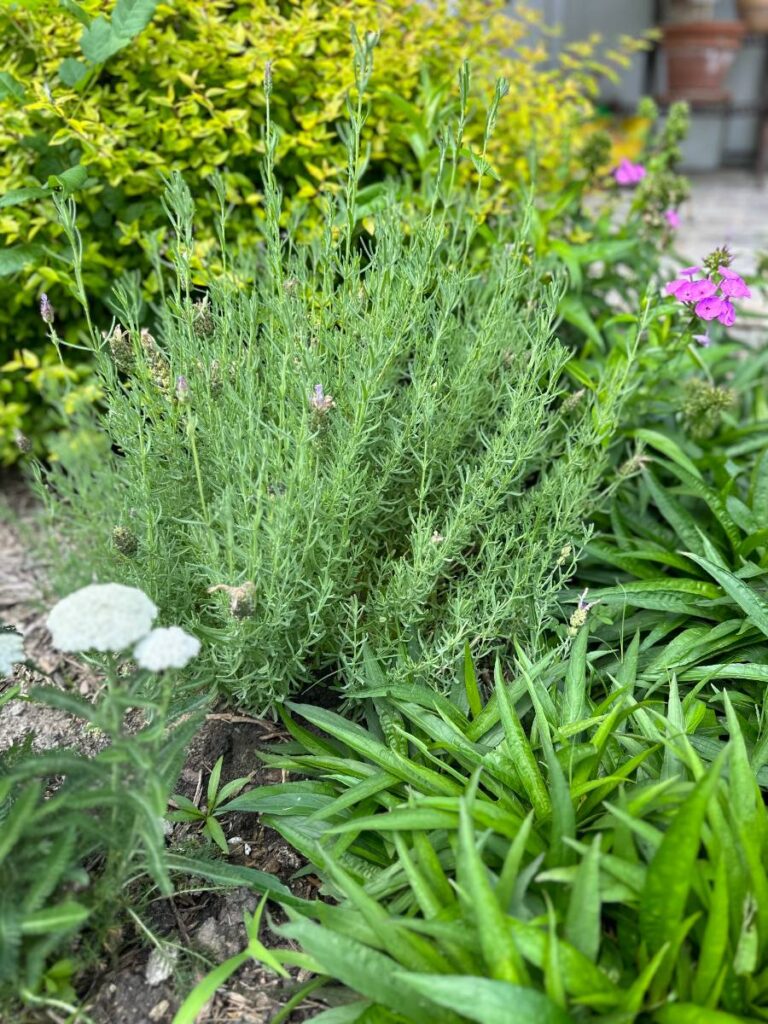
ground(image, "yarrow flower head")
xmin=613 ymin=159 xmax=646 ymax=186
xmin=0 ymin=630 xmax=25 ymax=677
xmin=47 ymin=583 xmax=157 ymax=653
xmin=133 ymin=626 xmax=200 ymax=671
xmin=666 ymin=255 xmax=750 ymax=328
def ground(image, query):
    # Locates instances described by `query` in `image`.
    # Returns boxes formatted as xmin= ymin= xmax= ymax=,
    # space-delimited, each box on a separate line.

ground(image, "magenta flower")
xmin=665 ymin=209 xmax=681 ymax=229
xmin=613 ymin=159 xmax=647 ymax=186
xmin=677 ymin=279 xmax=718 ymax=303
xmin=695 ymin=296 xmax=735 ymax=325
xmin=666 ymin=259 xmax=748 ymax=331
xmin=718 ymin=266 xmax=751 ymax=298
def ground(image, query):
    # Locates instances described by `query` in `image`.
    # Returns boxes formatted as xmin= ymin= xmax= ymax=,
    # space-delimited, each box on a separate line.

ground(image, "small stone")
xmin=149 ymin=999 xmax=170 ymax=1021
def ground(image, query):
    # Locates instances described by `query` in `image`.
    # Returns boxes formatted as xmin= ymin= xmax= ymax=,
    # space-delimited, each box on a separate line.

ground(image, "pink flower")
xmin=718 ymin=266 xmax=751 ymax=298
xmin=667 ymin=277 xmax=717 ymax=301
xmin=613 ymin=159 xmax=647 ymax=186
xmin=695 ymin=296 xmax=735 ymax=325
xmin=718 ymin=300 xmax=736 ymax=326
xmin=693 ymin=333 xmax=711 ymax=347
xmin=678 ymin=279 xmax=718 ymax=303
xmin=665 ymin=209 xmax=681 ymax=229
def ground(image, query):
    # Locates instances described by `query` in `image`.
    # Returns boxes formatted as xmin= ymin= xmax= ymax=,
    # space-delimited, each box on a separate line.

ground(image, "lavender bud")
xmin=309 ymin=383 xmax=334 ymax=414
xmin=175 ymin=374 xmax=190 ymax=402
xmin=39 ymin=293 xmax=54 ymax=325
xmin=14 ymin=429 xmax=33 ymax=454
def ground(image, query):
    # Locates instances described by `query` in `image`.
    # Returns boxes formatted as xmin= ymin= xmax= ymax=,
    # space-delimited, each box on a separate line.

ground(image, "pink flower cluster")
xmin=613 ymin=159 xmax=646 ymax=186
xmin=666 ymin=265 xmax=750 ymax=328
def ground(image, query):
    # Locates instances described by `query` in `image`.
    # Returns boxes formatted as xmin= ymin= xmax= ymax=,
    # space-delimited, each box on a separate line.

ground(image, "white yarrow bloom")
xmin=133 ymin=626 xmax=200 ymax=671
xmin=47 ymin=583 xmax=158 ymax=652
xmin=0 ymin=631 xmax=25 ymax=677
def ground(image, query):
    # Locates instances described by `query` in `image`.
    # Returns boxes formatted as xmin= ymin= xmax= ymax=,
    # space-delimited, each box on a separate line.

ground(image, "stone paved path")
xmin=677 ymin=171 xmax=768 ymax=275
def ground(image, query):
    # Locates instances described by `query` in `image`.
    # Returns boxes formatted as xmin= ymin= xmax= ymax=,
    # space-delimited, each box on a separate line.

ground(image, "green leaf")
xmin=58 ymin=0 xmax=94 ymax=27
xmin=80 ymin=0 xmax=158 ymax=63
xmin=691 ymin=853 xmax=729 ymax=1005
xmin=563 ymin=624 xmax=588 ymax=727
xmin=684 ymin=551 xmax=768 ymax=639
xmin=0 ymin=187 xmax=49 ymax=210
xmin=631 ymin=430 xmax=702 ymax=480
xmin=653 ymin=1006 xmax=757 ymax=1024
xmin=172 ymin=951 xmax=251 ymax=1024
xmin=58 ymin=57 xmax=89 ymax=87
xmin=48 ymin=164 xmax=89 ymax=194
xmin=639 ymin=757 xmax=724 ymax=948
xmin=564 ymin=835 xmax=600 ymax=962
xmin=464 ymin=644 xmax=482 ymax=720
xmin=0 ymin=72 xmax=25 ymax=104
xmin=494 ymin=662 xmax=550 ymax=818
xmin=165 ymin=854 xmax=303 ymax=907
xmin=558 ymin=294 xmax=602 ymax=348
xmin=20 ymin=901 xmax=90 ymax=936
xmin=457 ymin=794 xmax=527 ymax=983
xmin=276 ymin=918 xmax=456 ymax=1024
xmin=394 ymin=973 xmax=574 ymax=1024
xmin=204 ymin=816 xmax=230 ymax=855
xmin=0 ymin=244 xmax=44 ymax=276
xmin=207 ymin=755 xmax=224 ymax=807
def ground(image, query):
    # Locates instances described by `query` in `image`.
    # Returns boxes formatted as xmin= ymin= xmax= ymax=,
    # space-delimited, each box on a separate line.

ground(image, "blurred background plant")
xmin=0 ymin=0 xmax=649 ymax=463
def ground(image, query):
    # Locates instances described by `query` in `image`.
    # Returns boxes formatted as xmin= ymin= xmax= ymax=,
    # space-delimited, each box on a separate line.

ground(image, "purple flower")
xmin=718 ymin=300 xmax=736 ymax=326
xmin=680 ymin=279 xmax=718 ymax=303
xmin=613 ymin=159 xmax=647 ymax=186
xmin=175 ymin=374 xmax=189 ymax=402
xmin=39 ymin=293 xmax=54 ymax=325
xmin=665 ymin=209 xmax=681 ymax=229
xmin=667 ymin=277 xmax=717 ymax=301
xmin=718 ymin=266 xmax=751 ymax=298
xmin=680 ymin=266 xmax=702 ymax=278
xmin=309 ymin=384 xmax=334 ymax=414
xmin=695 ymin=293 xmax=736 ymax=326
xmin=693 ymin=333 xmax=711 ymax=348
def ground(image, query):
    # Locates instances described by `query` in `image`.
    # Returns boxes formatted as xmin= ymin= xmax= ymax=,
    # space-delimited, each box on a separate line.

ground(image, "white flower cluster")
xmin=46 ymin=583 xmax=200 ymax=672
xmin=0 ymin=630 xmax=25 ymax=678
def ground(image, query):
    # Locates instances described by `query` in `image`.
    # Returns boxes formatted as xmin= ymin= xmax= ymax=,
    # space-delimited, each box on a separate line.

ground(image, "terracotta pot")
xmin=737 ymin=0 xmax=768 ymax=31
xmin=662 ymin=21 xmax=745 ymax=102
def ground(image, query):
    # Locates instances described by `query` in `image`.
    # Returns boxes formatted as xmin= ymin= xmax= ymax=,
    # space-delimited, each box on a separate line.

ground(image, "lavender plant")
xmin=39 ymin=56 xmax=637 ymax=710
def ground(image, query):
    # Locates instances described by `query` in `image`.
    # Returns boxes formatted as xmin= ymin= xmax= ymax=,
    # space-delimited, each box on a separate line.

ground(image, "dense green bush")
xmin=174 ymin=646 xmax=768 ymax=1021
xmin=38 ymin=84 xmax=638 ymax=710
xmin=0 ymin=0 xmax=643 ymax=461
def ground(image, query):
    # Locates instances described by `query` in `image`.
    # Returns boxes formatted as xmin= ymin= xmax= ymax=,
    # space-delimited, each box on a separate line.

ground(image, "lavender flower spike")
xmin=39 ymin=293 xmax=54 ymax=325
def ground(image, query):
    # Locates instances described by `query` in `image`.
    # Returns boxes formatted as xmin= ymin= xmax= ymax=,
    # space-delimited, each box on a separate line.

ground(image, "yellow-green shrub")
xmin=0 ymin=0 xmax=642 ymax=461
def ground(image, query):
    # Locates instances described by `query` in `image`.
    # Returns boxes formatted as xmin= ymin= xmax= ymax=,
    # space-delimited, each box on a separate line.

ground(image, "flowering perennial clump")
xmin=666 ymin=260 xmax=751 ymax=328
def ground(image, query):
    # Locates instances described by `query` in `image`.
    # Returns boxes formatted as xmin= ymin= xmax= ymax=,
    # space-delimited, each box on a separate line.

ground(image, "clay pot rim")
xmin=662 ymin=20 xmax=747 ymax=38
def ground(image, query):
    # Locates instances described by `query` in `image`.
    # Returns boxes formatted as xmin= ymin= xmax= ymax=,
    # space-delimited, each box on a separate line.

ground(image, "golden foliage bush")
xmin=0 ymin=0 xmax=643 ymax=460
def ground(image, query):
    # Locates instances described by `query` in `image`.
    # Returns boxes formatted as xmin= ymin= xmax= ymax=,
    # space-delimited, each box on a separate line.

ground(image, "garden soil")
xmin=0 ymin=471 xmax=322 ymax=1024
